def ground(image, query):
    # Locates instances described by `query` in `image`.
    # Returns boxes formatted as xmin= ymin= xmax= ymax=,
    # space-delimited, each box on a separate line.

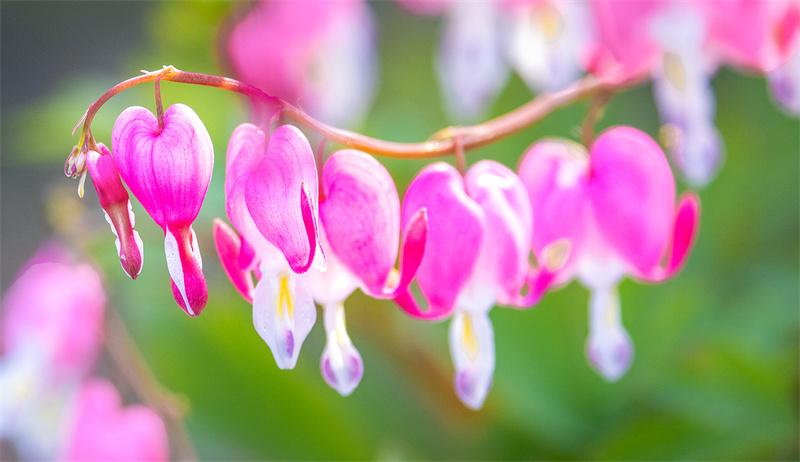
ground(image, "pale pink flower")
xmin=217 ymin=123 xmax=323 ymax=369
xmin=305 ymin=150 xmax=427 ymax=395
xmin=226 ymin=0 xmax=377 ymax=127
xmin=518 ymin=127 xmax=700 ymax=381
xmin=400 ymin=161 xmax=549 ymax=409
xmin=0 ymin=249 xmax=105 ymax=458
xmin=60 ymin=379 xmax=168 ymax=462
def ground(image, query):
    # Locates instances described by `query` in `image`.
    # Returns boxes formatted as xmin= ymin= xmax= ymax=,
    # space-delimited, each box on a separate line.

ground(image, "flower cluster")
xmin=61 ymin=0 xmax=797 ymax=411
xmin=0 ymin=246 xmax=167 ymax=460
xmin=402 ymin=0 xmax=799 ymax=186
xmin=73 ymin=98 xmax=697 ymax=408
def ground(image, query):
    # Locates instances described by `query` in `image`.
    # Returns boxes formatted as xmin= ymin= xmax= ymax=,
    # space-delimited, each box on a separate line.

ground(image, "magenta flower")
xmin=86 ymin=143 xmax=144 ymax=279
xmin=306 ymin=150 xmax=427 ymax=395
xmin=60 ymin=379 xmax=168 ymax=462
xmin=217 ymin=123 xmax=323 ymax=369
xmin=400 ymin=161 xmax=546 ymax=409
xmin=226 ymin=0 xmax=376 ymax=126
xmin=1 ymin=249 xmax=105 ymax=458
xmin=518 ymin=127 xmax=700 ymax=380
xmin=112 ymin=103 xmax=213 ymax=316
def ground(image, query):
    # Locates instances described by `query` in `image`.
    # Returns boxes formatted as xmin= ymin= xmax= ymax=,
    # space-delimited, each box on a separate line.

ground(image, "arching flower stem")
xmin=73 ymin=65 xmax=640 ymax=160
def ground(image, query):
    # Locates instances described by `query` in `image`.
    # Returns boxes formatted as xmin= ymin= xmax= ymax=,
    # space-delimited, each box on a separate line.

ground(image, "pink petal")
xmin=87 ymin=144 xmax=143 ymax=279
xmin=320 ymin=150 xmax=400 ymax=294
xmin=464 ymin=160 xmax=532 ymax=305
xmin=2 ymin=261 xmax=105 ymax=381
xmin=213 ymin=218 xmax=255 ymax=303
xmin=399 ymin=163 xmax=484 ymax=320
xmin=111 ymin=104 xmax=213 ymax=229
xmin=588 ymin=127 xmax=676 ymax=276
xmin=244 ymin=125 xmax=321 ymax=274
xmin=587 ymin=0 xmax=665 ymax=80
xmin=389 ymin=207 xmax=428 ymax=299
xmin=518 ymin=139 xmax=592 ymax=283
xmin=165 ymin=226 xmax=208 ymax=316
xmin=60 ymin=379 xmax=168 ymax=462
xmin=637 ymin=193 xmax=701 ymax=282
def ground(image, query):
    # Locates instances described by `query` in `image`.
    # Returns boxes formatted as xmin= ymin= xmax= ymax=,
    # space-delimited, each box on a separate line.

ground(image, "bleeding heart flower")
xmin=112 ymin=103 xmax=213 ymax=316
xmin=506 ymin=0 xmax=593 ymax=93
xmin=216 ymin=123 xmax=323 ymax=370
xmin=60 ymin=379 xmax=168 ymax=462
xmin=304 ymin=149 xmax=427 ymax=395
xmin=1 ymin=248 xmax=105 ymax=459
xmin=436 ymin=0 xmax=509 ymax=121
xmin=226 ymin=0 xmax=377 ymax=127
xmin=86 ymin=143 xmax=144 ymax=279
xmin=518 ymin=126 xmax=700 ymax=381
xmin=400 ymin=160 xmax=548 ymax=409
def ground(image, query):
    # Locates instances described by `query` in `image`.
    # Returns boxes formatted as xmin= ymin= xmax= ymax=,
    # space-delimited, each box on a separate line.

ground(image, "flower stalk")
xmin=73 ymin=65 xmax=637 ymax=162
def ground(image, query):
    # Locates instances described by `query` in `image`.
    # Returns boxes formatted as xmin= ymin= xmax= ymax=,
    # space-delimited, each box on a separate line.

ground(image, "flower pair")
xmin=85 ymin=104 xmax=214 ymax=316
xmin=214 ymin=123 xmax=427 ymax=395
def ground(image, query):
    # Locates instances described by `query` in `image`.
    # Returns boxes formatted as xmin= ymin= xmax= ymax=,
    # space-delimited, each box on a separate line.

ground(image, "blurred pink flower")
xmin=587 ymin=0 xmax=799 ymax=186
xmin=2 ymin=258 xmax=105 ymax=381
xmin=306 ymin=149 xmax=427 ymax=395
xmin=505 ymin=0 xmax=594 ymax=93
xmin=218 ymin=123 xmax=324 ymax=369
xmin=112 ymin=104 xmax=214 ymax=316
xmin=86 ymin=143 xmax=144 ymax=279
xmin=1 ymin=248 xmax=105 ymax=458
xmin=400 ymin=160 xmax=548 ymax=409
xmin=60 ymin=379 xmax=168 ymax=462
xmin=518 ymin=127 xmax=699 ymax=380
xmin=226 ymin=0 xmax=377 ymax=127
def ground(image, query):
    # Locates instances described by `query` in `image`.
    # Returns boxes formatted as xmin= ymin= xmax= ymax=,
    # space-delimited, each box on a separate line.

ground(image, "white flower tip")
xmin=587 ymin=332 xmax=633 ymax=382
xmin=455 ymin=369 xmax=490 ymax=410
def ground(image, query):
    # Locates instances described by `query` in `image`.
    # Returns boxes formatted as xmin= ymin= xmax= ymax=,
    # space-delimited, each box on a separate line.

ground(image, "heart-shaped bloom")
xmin=518 ymin=127 xmax=700 ymax=381
xmin=60 ymin=379 xmax=168 ymax=462
xmin=226 ymin=0 xmax=376 ymax=127
xmin=0 ymin=248 xmax=105 ymax=459
xmin=86 ymin=143 xmax=144 ymax=279
xmin=304 ymin=150 xmax=427 ymax=395
xmin=215 ymin=123 xmax=323 ymax=370
xmin=112 ymin=103 xmax=213 ymax=316
xmin=400 ymin=161 xmax=547 ymax=409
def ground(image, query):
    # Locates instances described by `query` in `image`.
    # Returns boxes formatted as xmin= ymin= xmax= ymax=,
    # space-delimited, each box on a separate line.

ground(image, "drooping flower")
xmin=304 ymin=149 xmax=427 ymax=395
xmin=216 ymin=123 xmax=323 ymax=369
xmin=648 ymin=5 xmax=723 ymax=187
xmin=438 ymin=1 xmax=509 ymax=121
xmin=587 ymin=0 xmax=800 ymax=186
xmin=505 ymin=0 xmax=593 ymax=93
xmin=0 ymin=249 xmax=105 ymax=459
xmin=86 ymin=143 xmax=144 ymax=279
xmin=518 ymin=127 xmax=700 ymax=381
xmin=400 ymin=160 xmax=549 ymax=409
xmin=226 ymin=0 xmax=377 ymax=127
xmin=112 ymin=103 xmax=214 ymax=316
xmin=60 ymin=379 xmax=168 ymax=462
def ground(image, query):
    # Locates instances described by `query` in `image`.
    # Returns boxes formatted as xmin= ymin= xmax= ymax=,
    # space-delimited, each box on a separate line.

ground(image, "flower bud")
xmin=86 ymin=144 xmax=143 ymax=279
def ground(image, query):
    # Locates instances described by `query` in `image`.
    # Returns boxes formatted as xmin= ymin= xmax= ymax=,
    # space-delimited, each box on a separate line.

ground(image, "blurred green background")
xmin=1 ymin=1 xmax=798 ymax=460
